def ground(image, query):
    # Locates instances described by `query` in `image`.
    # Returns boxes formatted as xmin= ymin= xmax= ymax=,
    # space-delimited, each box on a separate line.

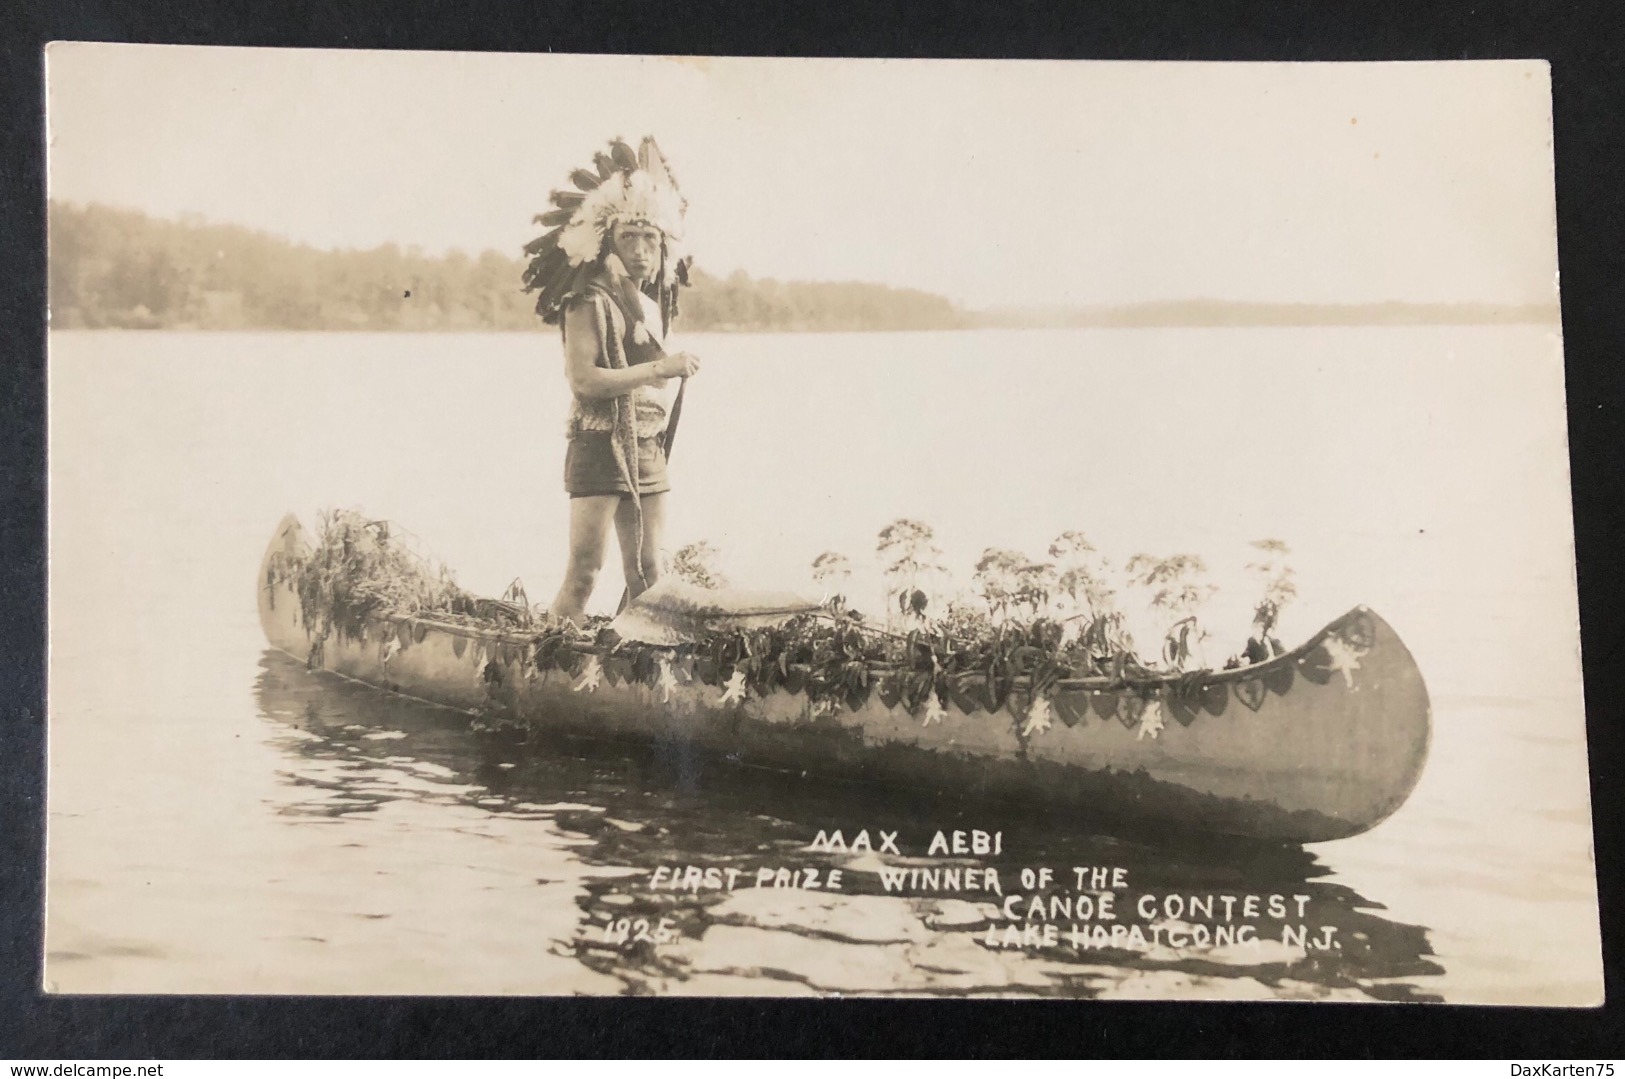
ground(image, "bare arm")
xmin=562 ymin=302 xmax=700 ymax=400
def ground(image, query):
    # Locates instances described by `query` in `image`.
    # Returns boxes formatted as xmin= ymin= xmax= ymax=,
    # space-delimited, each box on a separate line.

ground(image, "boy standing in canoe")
xmin=522 ymin=137 xmax=702 ymax=626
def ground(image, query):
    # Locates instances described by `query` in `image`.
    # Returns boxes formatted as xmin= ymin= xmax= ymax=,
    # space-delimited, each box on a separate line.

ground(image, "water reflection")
xmin=254 ymin=649 xmax=1442 ymax=1000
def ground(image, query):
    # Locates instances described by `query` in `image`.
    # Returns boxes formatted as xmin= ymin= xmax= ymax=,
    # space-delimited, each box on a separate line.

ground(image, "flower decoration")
xmin=1136 ymin=699 xmax=1166 ymax=741
xmin=657 ymin=657 xmax=680 ymax=703
xmin=573 ymin=654 xmax=604 ymax=693
xmin=719 ymin=669 xmax=747 ymax=705
xmin=1322 ymin=634 xmax=1365 ymax=688
xmin=1021 ymin=695 xmax=1053 ymax=738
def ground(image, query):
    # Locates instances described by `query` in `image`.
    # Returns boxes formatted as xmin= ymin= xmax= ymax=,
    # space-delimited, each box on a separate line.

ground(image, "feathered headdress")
xmin=523 ymin=136 xmax=692 ymax=327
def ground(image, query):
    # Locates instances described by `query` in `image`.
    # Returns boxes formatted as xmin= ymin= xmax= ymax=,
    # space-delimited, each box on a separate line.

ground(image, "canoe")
xmin=257 ymin=514 xmax=1431 ymax=844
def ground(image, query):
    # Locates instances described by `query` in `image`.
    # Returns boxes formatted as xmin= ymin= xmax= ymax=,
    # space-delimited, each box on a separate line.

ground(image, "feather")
xmin=570 ymin=168 xmax=601 ymax=191
xmin=523 ymin=226 xmax=563 ymax=255
xmin=610 ymin=139 xmax=638 ymax=172
xmin=638 ymin=137 xmax=676 ymax=188
xmin=550 ymin=189 xmax=585 ymax=209
xmin=539 ymin=207 xmax=575 ymax=227
xmin=544 ymin=263 xmax=578 ymax=304
xmin=558 ymin=262 xmax=594 ymax=302
xmin=594 ymin=152 xmax=616 ymax=179
xmin=541 ymin=288 xmax=571 ymax=322
xmin=522 ymin=247 xmax=565 ymax=286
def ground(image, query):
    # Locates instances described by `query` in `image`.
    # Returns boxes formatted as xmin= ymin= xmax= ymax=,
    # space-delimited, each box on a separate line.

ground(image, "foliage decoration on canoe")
xmin=265 ymin=510 xmax=530 ymax=643
xmin=259 ymin=511 xmax=1429 ymax=844
xmin=510 ymin=607 xmax=1381 ymax=737
xmin=271 ymin=509 xmax=1379 ymax=733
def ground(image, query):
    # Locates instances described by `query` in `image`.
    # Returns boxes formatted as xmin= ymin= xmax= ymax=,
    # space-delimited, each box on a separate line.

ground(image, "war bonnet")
xmin=522 ymin=136 xmax=691 ymax=327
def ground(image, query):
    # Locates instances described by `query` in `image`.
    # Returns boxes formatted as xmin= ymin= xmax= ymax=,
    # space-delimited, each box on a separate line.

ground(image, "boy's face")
xmin=610 ymin=222 xmax=664 ymax=283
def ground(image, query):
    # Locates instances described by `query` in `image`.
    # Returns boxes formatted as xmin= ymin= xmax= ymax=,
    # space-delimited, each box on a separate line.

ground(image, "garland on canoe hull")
xmin=518 ymin=610 xmax=1375 ymax=733
xmin=268 ymin=511 xmax=1377 ymax=737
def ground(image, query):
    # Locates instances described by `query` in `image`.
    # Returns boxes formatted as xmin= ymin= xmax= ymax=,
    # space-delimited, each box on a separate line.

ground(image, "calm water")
xmin=46 ymin=328 xmax=1601 ymax=1001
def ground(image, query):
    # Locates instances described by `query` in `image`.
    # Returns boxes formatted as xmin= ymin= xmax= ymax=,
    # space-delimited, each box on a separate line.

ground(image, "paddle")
xmin=604 ymin=258 xmax=688 ymax=613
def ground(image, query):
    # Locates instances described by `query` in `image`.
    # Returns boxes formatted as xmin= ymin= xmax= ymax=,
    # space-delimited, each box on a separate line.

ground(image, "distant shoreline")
xmin=975 ymin=300 xmax=1561 ymax=330
xmin=48 ymin=315 xmax=1560 ymax=335
xmin=48 ymin=202 xmax=1558 ymax=333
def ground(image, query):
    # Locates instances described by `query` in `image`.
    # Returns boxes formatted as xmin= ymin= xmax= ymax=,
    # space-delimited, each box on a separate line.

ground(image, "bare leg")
xmin=551 ymin=494 xmax=621 ymax=624
xmin=614 ymin=492 xmax=667 ymax=603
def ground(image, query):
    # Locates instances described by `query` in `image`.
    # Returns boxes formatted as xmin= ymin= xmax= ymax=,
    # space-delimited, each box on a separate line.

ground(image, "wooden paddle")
xmin=604 ymin=260 xmax=687 ymax=613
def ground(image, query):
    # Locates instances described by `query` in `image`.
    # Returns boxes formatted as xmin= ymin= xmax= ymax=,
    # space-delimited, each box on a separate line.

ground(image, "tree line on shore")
xmin=47 ymin=202 xmax=970 ymax=333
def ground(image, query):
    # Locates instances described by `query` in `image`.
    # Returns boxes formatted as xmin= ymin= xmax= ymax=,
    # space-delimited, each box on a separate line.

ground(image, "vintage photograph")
xmin=44 ymin=45 xmax=1600 ymax=1003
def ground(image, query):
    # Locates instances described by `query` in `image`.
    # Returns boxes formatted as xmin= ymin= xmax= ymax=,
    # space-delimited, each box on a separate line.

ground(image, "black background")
xmin=2 ymin=0 xmax=1621 ymax=1059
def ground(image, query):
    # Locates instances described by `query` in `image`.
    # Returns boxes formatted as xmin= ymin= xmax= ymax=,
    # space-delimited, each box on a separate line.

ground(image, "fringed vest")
xmin=564 ymin=282 xmax=669 ymax=442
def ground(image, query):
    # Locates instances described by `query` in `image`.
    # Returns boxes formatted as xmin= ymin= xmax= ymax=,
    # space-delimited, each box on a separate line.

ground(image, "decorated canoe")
xmin=258 ymin=514 xmax=1430 ymax=844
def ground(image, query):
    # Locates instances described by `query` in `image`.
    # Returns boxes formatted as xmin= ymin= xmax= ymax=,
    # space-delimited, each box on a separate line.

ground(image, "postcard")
xmin=43 ymin=45 xmax=1599 ymax=1003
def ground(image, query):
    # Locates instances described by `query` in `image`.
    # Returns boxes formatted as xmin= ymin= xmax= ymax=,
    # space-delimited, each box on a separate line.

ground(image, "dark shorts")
xmin=565 ymin=431 xmax=671 ymax=498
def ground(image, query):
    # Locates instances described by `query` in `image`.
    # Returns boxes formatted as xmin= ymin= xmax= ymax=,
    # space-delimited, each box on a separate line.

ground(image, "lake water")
xmin=45 ymin=327 xmax=1601 ymax=1002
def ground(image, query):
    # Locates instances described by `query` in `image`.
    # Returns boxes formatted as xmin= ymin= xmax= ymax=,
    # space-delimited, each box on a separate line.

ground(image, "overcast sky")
xmin=46 ymin=45 xmax=1558 ymax=310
